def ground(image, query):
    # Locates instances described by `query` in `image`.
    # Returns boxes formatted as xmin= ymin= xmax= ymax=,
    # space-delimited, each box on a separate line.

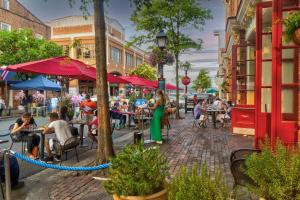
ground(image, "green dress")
xmin=150 ymin=103 xmax=165 ymax=142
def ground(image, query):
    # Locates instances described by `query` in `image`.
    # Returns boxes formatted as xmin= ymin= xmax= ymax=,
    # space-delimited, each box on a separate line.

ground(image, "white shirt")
xmin=48 ymin=120 xmax=72 ymax=145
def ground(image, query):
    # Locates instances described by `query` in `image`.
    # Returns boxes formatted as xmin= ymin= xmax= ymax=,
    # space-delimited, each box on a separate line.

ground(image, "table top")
xmin=206 ymin=109 xmax=226 ymax=112
xmin=22 ymin=128 xmax=45 ymax=133
xmin=70 ymin=119 xmax=86 ymax=125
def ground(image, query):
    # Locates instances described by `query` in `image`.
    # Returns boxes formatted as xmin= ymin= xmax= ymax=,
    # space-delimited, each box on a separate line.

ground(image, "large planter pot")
xmin=293 ymin=28 xmax=300 ymax=45
xmin=113 ymin=189 xmax=167 ymax=200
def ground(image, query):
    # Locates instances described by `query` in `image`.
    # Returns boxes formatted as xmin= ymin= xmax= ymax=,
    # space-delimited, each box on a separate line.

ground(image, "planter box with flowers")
xmin=149 ymin=48 xmax=174 ymax=67
xmin=283 ymin=11 xmax=300 ymax=45
xmin=104 ymin=144 xmax=169 ymax=200
xmin=32 ymin=91 xmax=45 ymax=107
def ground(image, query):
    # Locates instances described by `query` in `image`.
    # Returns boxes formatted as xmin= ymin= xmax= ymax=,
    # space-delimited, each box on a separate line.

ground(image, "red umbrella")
xmin=152 ymin=80 xmax=184 ymax=90
xmin=7 ymin=56 xmax=130 ymax=84
xmin=120 ymin=75 xmax=156 ymax=89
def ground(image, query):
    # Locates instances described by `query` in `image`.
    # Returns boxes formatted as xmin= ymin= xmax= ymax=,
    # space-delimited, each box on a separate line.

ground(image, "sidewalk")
xmin=11 ymin=114 xmax=253 ymax=200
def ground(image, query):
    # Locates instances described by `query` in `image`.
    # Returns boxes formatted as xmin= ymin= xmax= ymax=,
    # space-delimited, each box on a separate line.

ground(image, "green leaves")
xmin=192 ymin=69 xmax=211 ymax=91
xmin=104 ymin=144 xmax=169 ymax=196
xmin=0 ymin=29 xmax=63 ymax=66
xmin=129 ymin=63 xmax=157 ymax=81
xmin=245 ymin=142 xmax=300 ymax=200
xmin=283 ymin=11 xmax=300 ymax=42
xmin=168 ymin=163 xmax=230 ymax=200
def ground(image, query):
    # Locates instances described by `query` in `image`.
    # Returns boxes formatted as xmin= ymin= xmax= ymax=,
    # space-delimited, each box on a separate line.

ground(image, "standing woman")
xmin=150 ymin=90 xmax=166 ymax=144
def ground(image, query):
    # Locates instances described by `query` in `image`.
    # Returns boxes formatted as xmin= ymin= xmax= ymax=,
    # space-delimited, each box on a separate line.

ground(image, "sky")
xmin=19 ymin=0 xmax=225 ymax=87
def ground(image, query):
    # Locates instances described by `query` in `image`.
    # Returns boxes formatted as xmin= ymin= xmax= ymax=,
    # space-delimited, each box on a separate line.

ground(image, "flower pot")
xmin=113 ymin=189 xmax=167 ymax=200
xmin=293 ymin=28 xmax=300 ymax=45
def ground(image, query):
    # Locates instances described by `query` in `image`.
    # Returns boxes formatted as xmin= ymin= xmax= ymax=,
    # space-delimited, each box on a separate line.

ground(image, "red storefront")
xmin=231 ymin=0 xmax=300 ymax=149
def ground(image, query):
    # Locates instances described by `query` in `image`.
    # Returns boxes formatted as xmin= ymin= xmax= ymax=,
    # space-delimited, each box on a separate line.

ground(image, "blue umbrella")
xmin=10 ymin=75 xmax=61 ymax=91
xmin=206 ymin=88 xmax=218 ymax=94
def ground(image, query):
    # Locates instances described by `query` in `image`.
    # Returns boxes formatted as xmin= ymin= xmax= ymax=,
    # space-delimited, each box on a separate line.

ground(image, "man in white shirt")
xmin=43 ymin=112 xmax=75 ymax=163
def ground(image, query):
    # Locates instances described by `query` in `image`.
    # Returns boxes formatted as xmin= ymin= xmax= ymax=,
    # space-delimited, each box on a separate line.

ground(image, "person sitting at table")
xmin=60 ymin=106 xmax=78 ymax=136
xmin=43 ymin=112 xmax=74 ymax=163
xmin=11 ymin=113 xmax=40 ymax=159
xmin=216 ymin=100 xmax=228 ymax=127
xmin=110 ymin=102 xmax=126 ymax=129
xmin=194 ymin=100 xmax=202 ymax=120
xmin=149 ymin=90 xmax=165 ymax=144
xmin=80 ymin=94 xmax=97 ymax=131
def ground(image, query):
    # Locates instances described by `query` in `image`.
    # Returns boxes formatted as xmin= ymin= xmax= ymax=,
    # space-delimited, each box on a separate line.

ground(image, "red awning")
xmin=7 ymin=56 xmax=129 ymax=84
xmin=152 ymin=80 xmax=184 ymax=90
xmin=120 ymin=75 xmax=157 ymax=89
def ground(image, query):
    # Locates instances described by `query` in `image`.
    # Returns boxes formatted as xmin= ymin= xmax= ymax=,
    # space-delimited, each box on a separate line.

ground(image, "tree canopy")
xmin=0 ymin=29 xmax=63 ymax=66
xmin=129 ymin=0 xmax=212 ymax=118
xmin=129 ymin=63 xmax=157 ymax=81
xmin=192 ymin=69 xmax=211 ymax=91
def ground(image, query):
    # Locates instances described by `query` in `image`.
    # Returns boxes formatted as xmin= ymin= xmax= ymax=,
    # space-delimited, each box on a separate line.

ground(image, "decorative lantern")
xmin=181 ymin=76 xmax=191 ymax=86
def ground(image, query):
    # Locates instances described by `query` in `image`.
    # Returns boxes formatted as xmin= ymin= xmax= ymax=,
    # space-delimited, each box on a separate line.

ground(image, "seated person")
xmin=60 ymin=106 xmax=78 ymax=136
xmin=43 ymin=112 xmax=75 ymax=163
xmin=80 ymin=94 xmax=97 ymax=131
xmin=194 ymin=100 xmax=202 ymax=120
xmin=120 ymin=101 xmax=129 ymax=112
xmin=216 ymin=100 xmax=228 ymax=126
xmin=11 ymin=113 xmax=40 ymax=159
xmin=110 ymin=103 xmax=126 ymax=129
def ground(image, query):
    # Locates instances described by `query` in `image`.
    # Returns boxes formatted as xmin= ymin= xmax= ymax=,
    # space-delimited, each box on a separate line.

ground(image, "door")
xmin=272 ymin=0 xmax=300 ymax=147
xmin=231 ymin=44 xmax=256 ymax=136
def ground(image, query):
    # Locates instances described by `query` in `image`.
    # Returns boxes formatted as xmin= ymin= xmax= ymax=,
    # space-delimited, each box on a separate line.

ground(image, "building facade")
xmin=46 ymin=16 xmax=149 ymax=95
xmin=220 ymin=0 xmax=300 ymax=148
xmin=0 ymin=0 xmax=50 ymax=107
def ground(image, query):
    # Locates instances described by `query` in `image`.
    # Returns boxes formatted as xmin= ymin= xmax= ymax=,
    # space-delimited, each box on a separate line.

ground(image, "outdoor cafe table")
xmin=69 ymin=119 xmax=86 ymax=147
xmin=119 ymin=111 xmax=136 ymax=130
xmin=206 ymin=109 xmax=226 ymax=129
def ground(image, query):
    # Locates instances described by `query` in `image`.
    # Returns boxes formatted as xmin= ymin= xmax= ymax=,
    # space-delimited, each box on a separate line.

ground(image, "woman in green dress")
xmin=150 ymin=90 xmax=166 ymax=144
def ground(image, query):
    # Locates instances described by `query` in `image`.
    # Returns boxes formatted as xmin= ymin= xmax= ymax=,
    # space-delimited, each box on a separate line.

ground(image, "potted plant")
xmin=104 ymin=144 xmax=169 ymax=200
xmin=283 ymin=11 xmax=300 ymax=45
xmin=245 ymin=141 xmax=300 ymax=200
xmin=168 ymin=163 xmax=230 ymax=200
xmin=60 ymin=97 xmax=75 ymax=120
xmin=149 ymin=47 xmax=174 ymax=66
xmin=32 ymin=91 xmax=45 ymax=107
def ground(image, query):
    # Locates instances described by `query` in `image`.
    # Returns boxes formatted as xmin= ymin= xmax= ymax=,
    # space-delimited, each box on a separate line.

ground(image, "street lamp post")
xmin=156 ymin=30 xmax=168 ymax=91
xmin=181 ymin=62 xmax=191 ymax=114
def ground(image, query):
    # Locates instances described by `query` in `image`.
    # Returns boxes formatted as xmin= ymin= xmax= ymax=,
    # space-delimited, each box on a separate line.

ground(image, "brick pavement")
xmin=47 ymin=114 xmax=253 ymax=200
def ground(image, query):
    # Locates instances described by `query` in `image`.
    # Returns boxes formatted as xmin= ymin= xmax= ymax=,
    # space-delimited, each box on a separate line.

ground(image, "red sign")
xmin=181 ymin=76 xmax=191 ymax=86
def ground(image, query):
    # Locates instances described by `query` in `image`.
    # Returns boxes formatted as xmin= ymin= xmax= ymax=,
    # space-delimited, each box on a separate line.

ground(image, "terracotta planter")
xmin=113 ymin=189 xmax=167 ymax=200
xmin=293 ymin=28 xmax=300 ymax=45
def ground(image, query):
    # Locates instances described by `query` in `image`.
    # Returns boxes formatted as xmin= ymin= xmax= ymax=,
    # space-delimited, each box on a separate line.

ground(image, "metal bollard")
xmin=4 ymin=151 xmax=11 ymax=200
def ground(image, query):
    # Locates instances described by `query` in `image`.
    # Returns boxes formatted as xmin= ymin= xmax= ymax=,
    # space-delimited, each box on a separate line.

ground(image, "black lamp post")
xmin=156 ymin=30 xmax=168 ymax=90
xmin=182 ymin=62 xmax=191 ymax=114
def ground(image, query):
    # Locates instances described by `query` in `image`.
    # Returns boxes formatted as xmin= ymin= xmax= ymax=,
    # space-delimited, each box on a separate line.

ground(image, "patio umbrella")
xmin=10 ymin=75 xmax=61 ymax=91
xmin=7 ymin=56 xmax=97 ymax=80
xmin=206 ymin=88 xmax=218 ymax=94
xmin=120 ymin=75 xmax=156 ymax=89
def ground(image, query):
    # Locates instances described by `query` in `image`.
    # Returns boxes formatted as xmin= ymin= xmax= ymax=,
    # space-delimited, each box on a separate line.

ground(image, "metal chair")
xmin=8 ymin=124 xmax=27 ymax=154
xmin=230 ymin=149 xmax=261 ymax=188
xmin=53 ymin=137 xmax=80 ymax=165
xmin=89 ymin=123 xmax=115 ymax=149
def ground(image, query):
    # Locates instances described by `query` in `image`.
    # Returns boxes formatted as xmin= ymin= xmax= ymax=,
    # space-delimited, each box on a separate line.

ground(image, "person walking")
xmin=150 ymin=90 xmax=166 ymax=144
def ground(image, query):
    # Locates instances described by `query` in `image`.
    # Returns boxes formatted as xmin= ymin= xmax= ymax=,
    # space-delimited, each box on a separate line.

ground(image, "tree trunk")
xmin=175 ymin=53 xmax=180 ymax=119
xmin=93 ymin=0 xmax=114 ymax=164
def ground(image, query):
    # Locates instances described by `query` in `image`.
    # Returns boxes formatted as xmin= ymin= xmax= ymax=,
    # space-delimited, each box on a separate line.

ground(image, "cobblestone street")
xmin=45 ymin=114 xmax=253 ymax=200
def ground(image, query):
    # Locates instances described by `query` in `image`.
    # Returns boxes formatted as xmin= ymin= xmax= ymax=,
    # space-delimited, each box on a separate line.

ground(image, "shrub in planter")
xmin=283 ymin=11 xmax=300 ymax=44
xmin=168 ymin=163 xmax=230 ymax=200
xmin=104 ymin=144 xmax=169 ymax=200
xmin=245 ymin=142 xmax=300 ymax=200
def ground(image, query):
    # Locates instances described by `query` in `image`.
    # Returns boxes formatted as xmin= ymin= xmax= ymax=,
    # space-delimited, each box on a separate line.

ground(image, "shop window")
xmin=126 ymin=53 xmax=133 ymax=66
xmin=2 ymin=0 xmax=9 ymax=10
xmin=136 ymin=58 xmax=142 ymax=66
xmin=282 ymin=61 xmax=294 ymax=84
xmin=76 ymin=44 xmax=95 ymax=59
xmin=0 ymin=22 xmax=11 ymax=31
xmin=62 ymin=45 xmax=70 ymax=56
xmin=261 ymin=61 xmax=272 ymax=86
xmin=262 ymin=35 xmax=272 ymax=60
xmin=261 ymin=88 xmax=272 ymax=113
xmin=111 ymin=46 xmax=121 ymax=63
xmin=281 ymin=88 xmax=296 ymax=121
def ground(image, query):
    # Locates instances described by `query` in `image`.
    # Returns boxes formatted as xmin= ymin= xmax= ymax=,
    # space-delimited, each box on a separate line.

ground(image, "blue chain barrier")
xmin=12 ymin=151 xmax=111 ymax=171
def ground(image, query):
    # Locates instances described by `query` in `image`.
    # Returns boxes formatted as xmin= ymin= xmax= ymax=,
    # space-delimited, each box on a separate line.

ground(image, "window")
xmin=0 ymin=22 xmax=11 ymax=31
xmin=62 ymin=45 xmax=70 ymax=56
xmin=35 ymin=34 xmax=43 ymax=39
xmin=76 ymin=44 xmax=95 ymax=59
xmin=111 ymin=46 xmax=121 ymax=63
xmin=2 ymin=0 xmax=9 ymax=10
xmin=136 ymin=57 xmax=142 ymax=66
xmin=126 ymin=53 xmax=133 ymax=66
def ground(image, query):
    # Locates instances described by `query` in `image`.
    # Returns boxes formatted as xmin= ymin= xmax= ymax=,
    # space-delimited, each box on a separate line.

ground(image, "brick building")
xmin=0 ymin=0 xmax=50 ymax=108
xmin=219 ymin=0 xmax=300 ymax=148
xmin=46 ymin=15 xmax=149 ymax=95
